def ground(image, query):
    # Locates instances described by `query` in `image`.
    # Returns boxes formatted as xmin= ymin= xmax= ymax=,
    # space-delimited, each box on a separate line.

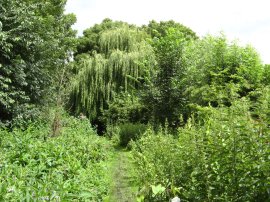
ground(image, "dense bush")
xmin=132 ymin=99 xmax=270 ymax=201
xmin=102 ymin=92 xmax=150 ymax=125
xmin=0 ymin=117 xmax=113 ymax=201
xmin=132 ymin=129 xmax=179 ymax=201
xmin=118 ymin=123 xmax=148 ymax=147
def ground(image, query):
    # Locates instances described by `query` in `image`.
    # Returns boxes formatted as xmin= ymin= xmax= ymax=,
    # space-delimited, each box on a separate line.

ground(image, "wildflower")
xmin=171 ymin=196 xmax=180 ymax=202
xmin=7 ymin=187 xmax=15 ymax=193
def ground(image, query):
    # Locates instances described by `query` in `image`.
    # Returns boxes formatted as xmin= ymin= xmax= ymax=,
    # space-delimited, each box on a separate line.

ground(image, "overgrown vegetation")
xmin=0 ymin=115 xmax=113 ymax=201
xmin=132 ymin=97 xmax=270 ymax=201
xmin=1 ymin=1 xmax=269 ymax=200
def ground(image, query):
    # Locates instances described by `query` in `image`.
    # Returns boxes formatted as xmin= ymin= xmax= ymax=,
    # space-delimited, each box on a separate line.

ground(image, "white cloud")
xmin=65 ymin=0 xmax=270 ymax=64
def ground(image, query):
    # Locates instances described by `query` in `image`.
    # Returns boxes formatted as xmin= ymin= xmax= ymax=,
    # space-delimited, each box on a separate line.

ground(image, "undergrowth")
xmin=132 ymin=99 xmax=270 ymax=201
xmin=0 ymin=116 xmax=113 ymax=201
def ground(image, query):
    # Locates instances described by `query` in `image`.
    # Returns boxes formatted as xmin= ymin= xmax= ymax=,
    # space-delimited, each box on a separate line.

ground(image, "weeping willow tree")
xmin=100 ymin=26 xmax=146 ymax=54
xmin=70 ymin=26 xmax=155 ymax=120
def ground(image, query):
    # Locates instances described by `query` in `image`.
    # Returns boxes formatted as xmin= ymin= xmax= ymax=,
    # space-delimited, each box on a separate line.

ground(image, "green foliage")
xmin=70 ymin=26 xmax=155 ymax=121
xmin=251 ymin=86 xmax=270 ymax=123
xmin=262 ymin=64 xmax=270 ymax=85
xmin=177 ymin=101 xmax=269 ymax=201
xmin=2 ymin=8 xmax=269 ymax=201
xmin=183 ymin=34 xmax=264 ymax=108
xmin=100 ymin=25 xmax=148 ymax=54
xmin=0 ymin=116 xmax=113 ymax=201
xmin=143 ymin=20 xmax=198 ymax=40
xmin=132 ymin=129 xmax=181 ymax=201
xmin=143 ymin=27 xmax=195 ymax=127
xmin=0 ymin=0 xmax=76 ymax=125
xmin=76 ymin=18 xmax=134 ymax=56
xmin=102 ymin=91 xmax=149 ymax=125
xmin=118 ymin=123 xmax=148 ymax=147
xmin=132 ymin=99 xmax=270 ymax=201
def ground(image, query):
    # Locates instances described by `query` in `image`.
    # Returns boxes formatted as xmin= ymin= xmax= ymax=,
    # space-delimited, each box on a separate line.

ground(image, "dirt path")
xmin=105 ymin=149 xmax=138 ymax=202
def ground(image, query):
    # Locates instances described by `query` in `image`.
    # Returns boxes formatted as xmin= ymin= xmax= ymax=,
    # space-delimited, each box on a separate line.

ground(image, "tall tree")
xmin=182 ymin=34 xmax=264 ymax=108
xmin=69 ymin=26 xmax=155 ymax=123
xmin=75 ymin=18 xmax=136 ymax=56
xmin=143 ymin=24 xmax=197 ymax=127
xmin=143 ymin=20 xmax=198 ymax=39
xmin=0 ymin=0 xmax=76 ymax=125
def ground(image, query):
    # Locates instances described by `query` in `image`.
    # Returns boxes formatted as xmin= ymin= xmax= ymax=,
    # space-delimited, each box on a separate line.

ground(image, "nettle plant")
xmin=132 ymin=98 xmax=270 ymax=201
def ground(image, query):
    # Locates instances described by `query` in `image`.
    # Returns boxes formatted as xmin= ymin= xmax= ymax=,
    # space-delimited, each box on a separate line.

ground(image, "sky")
xmin=65 ymin=0 xmax=270 ymax=64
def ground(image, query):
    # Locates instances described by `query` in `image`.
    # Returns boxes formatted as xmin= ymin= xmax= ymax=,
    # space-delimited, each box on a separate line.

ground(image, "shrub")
xmin=118 ymin=123 xmax=148 ymax=147
xmin=132 ymin=99 xmax=270 ymax=201
xmin=102 ymin=92 xmax=150 ymax=126
xmin=131 ymin=128 xmax=180 ymax=201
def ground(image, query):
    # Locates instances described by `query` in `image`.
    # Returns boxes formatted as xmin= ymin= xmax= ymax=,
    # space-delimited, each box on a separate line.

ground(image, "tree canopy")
xmin=76 ymin=18 xmax=136 ymax=56
xmin=69 ymin=25 xmax=155 ymax=121
xmin=143 ymin=20 xmax=198 ymax=39
xmin=0 ymin=0 xmax=76 ymax=125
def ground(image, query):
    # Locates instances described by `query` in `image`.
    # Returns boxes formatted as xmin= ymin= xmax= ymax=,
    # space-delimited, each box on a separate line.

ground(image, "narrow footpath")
xmin=105 ymin=149 xmax=138 ymax=202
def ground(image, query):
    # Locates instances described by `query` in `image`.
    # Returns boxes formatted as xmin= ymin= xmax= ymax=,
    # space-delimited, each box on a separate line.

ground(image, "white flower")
xmin=171 ymin=196 xmax=181 ymax=202
xmin=7 ymin=187 xmax=15 ymax=193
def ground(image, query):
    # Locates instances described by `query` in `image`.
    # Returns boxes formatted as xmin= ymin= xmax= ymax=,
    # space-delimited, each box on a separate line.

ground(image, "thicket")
xmin=0 ymin=115 xmax=113 ymax=201
xmin=132 ymin=96 xmax=270 ymax=201
xmin=1 ymin=1 xmax=270 ymax=200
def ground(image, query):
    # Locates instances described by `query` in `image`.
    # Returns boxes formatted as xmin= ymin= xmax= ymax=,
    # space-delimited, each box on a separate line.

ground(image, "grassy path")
xmin=104 ymin=148 xmax=138 ymax=202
